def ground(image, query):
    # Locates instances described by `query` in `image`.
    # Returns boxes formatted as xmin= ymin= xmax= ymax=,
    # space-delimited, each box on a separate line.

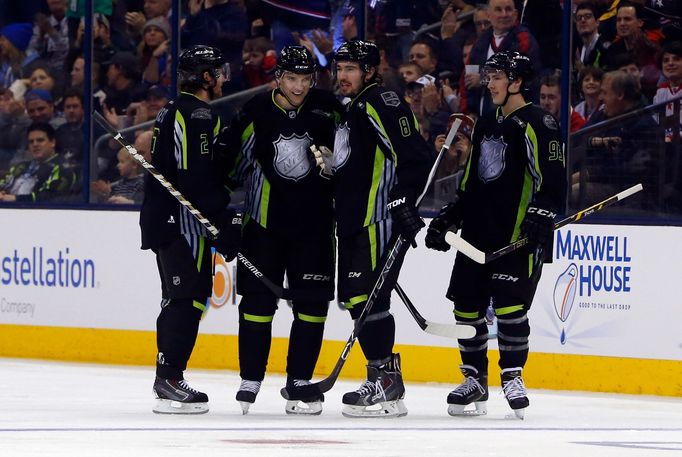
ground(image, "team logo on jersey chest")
xmin=332 ymin=123 xmax=351 ymax=172
xmin=272 ymin=133 xmax=313 ymax=181
xmin=479 ymin=135 xmax=507 ymax=182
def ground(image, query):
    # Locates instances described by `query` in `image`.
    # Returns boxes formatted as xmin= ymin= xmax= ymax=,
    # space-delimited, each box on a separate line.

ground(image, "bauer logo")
xmin=0 ymin=247 xmax=96 ymax=289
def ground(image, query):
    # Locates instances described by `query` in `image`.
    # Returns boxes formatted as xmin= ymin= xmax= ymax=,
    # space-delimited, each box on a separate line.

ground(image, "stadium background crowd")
xmin=0 ymin=0 xmax=681 ymax=218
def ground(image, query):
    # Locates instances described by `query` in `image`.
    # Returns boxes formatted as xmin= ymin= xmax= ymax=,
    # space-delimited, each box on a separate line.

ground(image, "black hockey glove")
xmin=387 ymin=196 xmax=425 ymax=247
xmin=213 ymin=209 xmax=242 ymax=262
xmin=425 ymin=202 xmax=463 ymax=252
xmin=520 ymin=204 xmax=556 ymax=249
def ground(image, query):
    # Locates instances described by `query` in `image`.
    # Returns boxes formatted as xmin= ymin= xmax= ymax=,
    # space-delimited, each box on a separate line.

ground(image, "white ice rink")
xmin=1 ymin=358 xmax=680 ymax=457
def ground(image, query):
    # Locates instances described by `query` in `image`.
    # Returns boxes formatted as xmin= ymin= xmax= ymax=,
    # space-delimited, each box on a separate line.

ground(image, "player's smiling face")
xmin=335 ymin=62 xmax=367 ymax=97
xmin=278 ymin=71 xmax=314 ymax=106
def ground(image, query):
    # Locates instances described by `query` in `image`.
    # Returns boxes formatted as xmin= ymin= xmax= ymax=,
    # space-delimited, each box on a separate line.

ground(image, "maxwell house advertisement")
xmin=531 ymin=224 xmax=682 ymax=361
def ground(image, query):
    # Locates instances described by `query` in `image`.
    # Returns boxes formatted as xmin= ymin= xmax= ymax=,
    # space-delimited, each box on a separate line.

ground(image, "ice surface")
xmin=0 ymin=358 xmax=680 ymax=456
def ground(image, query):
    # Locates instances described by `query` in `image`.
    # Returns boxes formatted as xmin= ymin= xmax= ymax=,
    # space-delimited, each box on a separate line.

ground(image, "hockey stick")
xmin=281 ymin=114 xmax=475 ymax=401
xmin=444 ymin=183 xmax=643 ymax=264
xmin=93 ymin=111 xmax=323 ymax=301
xmin=394 ymin=283 xmax=475 ymax=339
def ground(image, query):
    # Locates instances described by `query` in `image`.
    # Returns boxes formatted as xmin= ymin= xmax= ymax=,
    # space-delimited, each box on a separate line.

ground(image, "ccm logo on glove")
xmin=526 ymin=207 xmax=556 ymax=218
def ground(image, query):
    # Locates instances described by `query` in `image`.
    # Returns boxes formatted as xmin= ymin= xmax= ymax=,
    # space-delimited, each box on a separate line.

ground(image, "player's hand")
xmin=521 ymin=204 xmax=556 ymax=249
xmin=310 ymin=145 xmax=333 ymax=179
xmin=425 ymin=202 xmax=462 ymax=252
xmin=387 ymin=196 xmax=424 ymax=247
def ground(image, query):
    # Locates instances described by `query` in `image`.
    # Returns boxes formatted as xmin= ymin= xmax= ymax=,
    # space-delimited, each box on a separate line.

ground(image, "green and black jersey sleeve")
xmin=140 ymin=92 xmax=230 ymax=250
xmin=224 ymin=89 xmax=340 ymax=239
xmin=332 ymin=84 xmax=434 ymax=237
xmin=459 ymin=103 xmax=566 ymax=250
xmin=6 ymin=154 xmax=76 ymax=202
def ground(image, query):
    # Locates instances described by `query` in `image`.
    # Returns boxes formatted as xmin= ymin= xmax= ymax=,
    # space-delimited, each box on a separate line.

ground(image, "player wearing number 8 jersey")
xmin=318 ymin=40 xmax=434 ymax=418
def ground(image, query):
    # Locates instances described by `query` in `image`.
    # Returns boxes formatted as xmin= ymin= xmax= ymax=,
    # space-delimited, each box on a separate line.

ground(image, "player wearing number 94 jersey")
xmin=425 ymin=51 xmax=566 ymax=419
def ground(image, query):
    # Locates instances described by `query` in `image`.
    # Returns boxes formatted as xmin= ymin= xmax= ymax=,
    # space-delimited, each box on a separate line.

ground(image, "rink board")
xmin=1 ymin=209 xmax=680 ymax=396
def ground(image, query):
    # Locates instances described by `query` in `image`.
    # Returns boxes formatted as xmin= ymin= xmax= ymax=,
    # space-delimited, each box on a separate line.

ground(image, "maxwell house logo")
xmin=553 ymin=263 xmax=578 ymax=345
xmin=551 ymin=230 xmax=633 ymax=345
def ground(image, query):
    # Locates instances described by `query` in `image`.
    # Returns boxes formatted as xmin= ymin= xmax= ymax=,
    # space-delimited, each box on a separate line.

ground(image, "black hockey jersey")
xmin=140 ymin=92 xmax=231 ymax=250
xmin=332 ymin=83 xmax=434 ymax=237
xmin=228 ymin=88 xmax=341 ymax=238
xmin=459 ymin=103 xmax=566 ymax=251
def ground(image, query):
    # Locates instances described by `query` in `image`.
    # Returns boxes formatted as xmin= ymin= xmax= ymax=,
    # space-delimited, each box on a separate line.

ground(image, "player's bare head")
xmin=275 ymin=46 xmax=316 ymax=107
xmin=333 ymin=40 xmax=380 ymax=97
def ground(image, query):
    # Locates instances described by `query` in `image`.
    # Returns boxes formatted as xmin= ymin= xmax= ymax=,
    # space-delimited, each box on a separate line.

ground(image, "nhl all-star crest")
xmin=332 ymin=123 xmax=351 ymax=172
xmin=272 ymin=133 xmax=313 ymax=181
xmin=478 ymin=135 xmax=507 ymax=183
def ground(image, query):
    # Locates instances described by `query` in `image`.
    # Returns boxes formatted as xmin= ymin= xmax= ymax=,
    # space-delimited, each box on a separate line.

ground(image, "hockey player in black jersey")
xmin=425 ymin=51 xmax=566 ymax=419
xmin=140 ymin=45 xmax=240 ymax=414
xmin=311 ymin=40 xmax=433 ymax=417
xmin=226 ymin=46 xmax=341 ymax=415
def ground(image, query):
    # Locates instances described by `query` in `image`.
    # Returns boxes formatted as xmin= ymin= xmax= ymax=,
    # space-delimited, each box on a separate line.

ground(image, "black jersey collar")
xmin=271 ymin=88 xmax=306 ymax=116
xmin=348 ymin=83 xmax=378 ymax=109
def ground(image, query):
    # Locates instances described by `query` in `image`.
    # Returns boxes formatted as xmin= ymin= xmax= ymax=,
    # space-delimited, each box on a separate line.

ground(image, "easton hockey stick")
xmin=281 ymin=113 xmax=475 ymax=401
xmin=93 ymin=111 xmax=323 ymax=301
xmin=444 ymin=183 xmax=643 ymax=264
xmin=394 ymin=283 xmax=475 ymax=339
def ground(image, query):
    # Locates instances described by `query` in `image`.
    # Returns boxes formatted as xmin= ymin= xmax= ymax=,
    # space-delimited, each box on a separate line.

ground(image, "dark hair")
xmin=659 ymin=41 xmax=682 ymax=67
xmin=616 ymin=1 xmax=643 ymax=20
xmin=575 ymin=1 xmax=599 ymax=18
xmin=62 ymin=87 xmax=83 ymax=104
xmin=410 ymin=38 xmax=438 ymax=61
xmin=609 ymin=52 xmax=638 ymax=71
xmin=578 ymin=66 xmax=604 ymax=86
xmin=27 ymin=121 xmax=56 ymax=140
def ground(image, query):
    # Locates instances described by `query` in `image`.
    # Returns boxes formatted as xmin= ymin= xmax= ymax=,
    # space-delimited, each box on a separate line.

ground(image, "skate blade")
xmin=342 ymin=400 xmax=408 ymax=418
xmin=238 ymin=401 xmax=252 ymax=415
xmin=505 ymin=408 xmax=526 ymax=420
xmin=285 ymin=400 xmax=323 ymax=415
xmin=447 ymin=401 xmax=487 ymax=417
xmin=153 ymin=399 xmax=208 ymax=415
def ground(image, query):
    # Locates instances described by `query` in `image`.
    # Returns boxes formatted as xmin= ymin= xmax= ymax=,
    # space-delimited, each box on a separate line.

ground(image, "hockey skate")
xmin=284 ymin=379 xmax=324 ymax=415
xmin=501 ymin=367 xmax=529 ymax=420
xmin=152 ymin=376 xmax=208 ymax=414
xmin=447 ymin=365 xmax=488 ymax=416
xmin=342 ymin=353 xmax=407 ymax=418
xmin=236 ymin=379 xmax=261 ymax=415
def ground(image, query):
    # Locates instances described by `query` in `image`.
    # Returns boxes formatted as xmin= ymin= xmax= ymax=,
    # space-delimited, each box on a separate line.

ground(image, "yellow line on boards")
xmin=1 ymin=324 xmax=679 ymax=397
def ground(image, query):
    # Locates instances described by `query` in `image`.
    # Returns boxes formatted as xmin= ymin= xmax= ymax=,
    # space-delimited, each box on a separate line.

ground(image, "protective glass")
xmin=212 ymin=63 xmax=231 ymax=81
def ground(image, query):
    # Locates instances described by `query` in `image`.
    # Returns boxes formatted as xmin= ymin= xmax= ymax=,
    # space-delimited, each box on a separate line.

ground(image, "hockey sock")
xmin=156 ymin=298 xmax=205 ymax=379
xmin=358 ymin=311 xmax=396 ymax=365
xmin=496 ymin=308 xmax=530 ymax=369
xmin=286 ymin=302 xmax=328 ymax=380
xmin=454 ymin=308 xmax=489 ymax=374
xmin=238 ymin=297 xmax=276 ymax=381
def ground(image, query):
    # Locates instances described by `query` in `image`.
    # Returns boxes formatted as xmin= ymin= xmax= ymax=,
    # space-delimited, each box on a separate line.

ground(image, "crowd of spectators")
xmin=0 ymin=0 xmax=681 ymax=211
